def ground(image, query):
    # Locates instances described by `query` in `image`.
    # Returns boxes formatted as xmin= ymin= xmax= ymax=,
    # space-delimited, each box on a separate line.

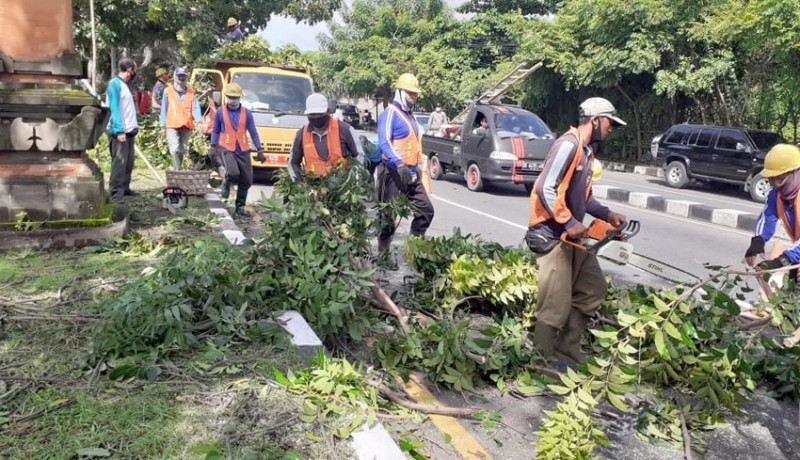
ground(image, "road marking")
xmin=602 ymin=174 xmax=763 ymax=211
xmin=402 ymin=374 xmax=493 ymax=460
xmin=432 ymin=195 xmax=527 ymax=230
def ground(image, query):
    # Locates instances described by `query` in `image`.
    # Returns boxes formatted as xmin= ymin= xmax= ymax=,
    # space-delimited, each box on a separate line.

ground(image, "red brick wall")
xmin=0 ymin=0 xmax=73 ymax=62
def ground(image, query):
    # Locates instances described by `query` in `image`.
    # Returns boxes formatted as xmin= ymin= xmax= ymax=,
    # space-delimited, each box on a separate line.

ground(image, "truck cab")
xmin=191 ymin=60 xmax=314 ymax=174
xmin=424 ymin=103 xmax=555 ymax=192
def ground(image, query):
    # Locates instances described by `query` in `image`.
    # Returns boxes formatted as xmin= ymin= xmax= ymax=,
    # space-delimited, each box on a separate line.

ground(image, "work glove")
xmin=745 ymin=236 xmax=766 ymax=258
xmin=396 ymin=164 xmax=413 ymax=187
xmin=256 ymin=150 xmax=265 ymax=164
xmin=759 ymin=255 xmax=790 ymax=271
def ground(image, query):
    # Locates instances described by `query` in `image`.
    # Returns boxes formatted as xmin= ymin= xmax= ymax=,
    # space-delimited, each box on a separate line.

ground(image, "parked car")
xmin=651 ymin=123 xmax=786 ymax=202
xmin=414 ymin=112 xmax=431 ymax=136
xmin=337 ymin=103 xmax=361 ymax=128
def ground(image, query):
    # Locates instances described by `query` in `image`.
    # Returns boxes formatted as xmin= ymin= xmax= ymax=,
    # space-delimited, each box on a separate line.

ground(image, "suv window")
xmin=694 ymin=128 xmax=716 ymax=147
xmin=716 ymin=129 xmax=749 ymax=150
xmin=747 ymin=131 xmax=785 ymax=151
xmin=664 ymin=126 xmax=692 ymax=144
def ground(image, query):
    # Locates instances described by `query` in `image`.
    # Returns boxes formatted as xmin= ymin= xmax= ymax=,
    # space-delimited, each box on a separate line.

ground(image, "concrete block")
xmin=712 ymin=209 xmax=749 ymax=228
xmin=222 ymin=229 xmax=245 ymax=245
xmin=278 ymin=310 xmax=324 ymax=358
xmin=629 ymin=192 xmax=660 ymax=208
xmin=210 ymin=208 xmax=229 ymax=216
xmin=737 ymin=213 xmax=758 ymax=232
xmin=607 ymin=188 xmax=631 ymax=203
xmin=688 ymin=204 xmax=714 ymax=222
xmin=351 ymin=422 xmax=407 ymax=460
xmin=592 ymin=185 xmax=613 ymax=199
xmin=666 ymin=200 xmax=701 ymax=217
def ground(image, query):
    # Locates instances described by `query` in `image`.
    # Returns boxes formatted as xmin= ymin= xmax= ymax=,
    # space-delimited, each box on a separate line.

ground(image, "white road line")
xmin=432 ymin=195 xmax=527 ymax=230
xmin=603 ymin=175 xmax=763 ymax=211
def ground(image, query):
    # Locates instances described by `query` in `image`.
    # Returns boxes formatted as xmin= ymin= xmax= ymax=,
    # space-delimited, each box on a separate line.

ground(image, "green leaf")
xmin=654 ymin=330 xmax=669 ymax=360
xmin=548 ymin=384 xmax=573 ymax=395
xmin=663 ymin=322 xmax=682 ymax=341
xmin=606 ymin=392 xmax=628 ymax=413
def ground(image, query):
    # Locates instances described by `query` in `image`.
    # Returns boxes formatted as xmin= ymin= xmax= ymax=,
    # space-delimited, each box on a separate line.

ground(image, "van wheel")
xmin=465 ymin=164 xmax=484 ymax=192
xmin=429 ymin=155 xmax=443 ymax=180
xmin=665 ymin=161 xmax=689 ymax=188
xmin=749 ymin=174 xmax=770 ymax=203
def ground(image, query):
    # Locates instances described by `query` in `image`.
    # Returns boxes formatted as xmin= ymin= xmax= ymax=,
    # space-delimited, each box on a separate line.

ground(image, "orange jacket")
xmin=303 ymin=118 xmax=346 ymax=176
xmin=164 ymin=86 xmax=196 ymax=129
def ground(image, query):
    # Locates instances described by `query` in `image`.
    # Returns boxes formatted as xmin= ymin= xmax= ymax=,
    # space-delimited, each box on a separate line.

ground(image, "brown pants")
xmin=535 ymin=242 xmax=607 ymax=328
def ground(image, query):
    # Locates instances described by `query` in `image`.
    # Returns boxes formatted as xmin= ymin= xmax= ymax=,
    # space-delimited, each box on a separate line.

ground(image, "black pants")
xmin=223 ymin=153 xmax=253 ymax=191
xmin=377 ymin=164 xmax=434 ymax=241
xmin=109 ymin=131 xmax=137 ymax=200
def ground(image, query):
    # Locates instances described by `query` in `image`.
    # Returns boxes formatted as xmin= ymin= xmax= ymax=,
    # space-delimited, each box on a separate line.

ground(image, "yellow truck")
xmin=191 ymin=59 xmax=314 ymax=175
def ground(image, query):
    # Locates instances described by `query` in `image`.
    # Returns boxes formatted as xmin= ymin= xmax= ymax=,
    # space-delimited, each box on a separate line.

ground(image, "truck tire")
xmin=749 ymin=173 xmax=770 ymax=203
xmin=465 ymin=163 xmax=485 ymax=192
xmin=665 ymin=161 xmax=689 ymax=189
xmin=429 ymin=155 xmax=444 ymax=180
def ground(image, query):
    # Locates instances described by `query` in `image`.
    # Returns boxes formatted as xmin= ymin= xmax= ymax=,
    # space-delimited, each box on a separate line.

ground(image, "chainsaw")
xmin=561 ymin=219 xmax=700 ymax=285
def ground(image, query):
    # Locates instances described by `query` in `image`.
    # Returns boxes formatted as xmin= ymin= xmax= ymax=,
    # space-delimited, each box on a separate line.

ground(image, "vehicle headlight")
xmin=490 ymin=151 xmax=518 ymax=161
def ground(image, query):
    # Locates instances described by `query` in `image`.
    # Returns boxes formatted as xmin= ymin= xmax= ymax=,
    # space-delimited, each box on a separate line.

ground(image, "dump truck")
xmin=191 ymin=59 xmax=314 ymax=175
xmin=422 ymin=63 xmax=555 ymax=192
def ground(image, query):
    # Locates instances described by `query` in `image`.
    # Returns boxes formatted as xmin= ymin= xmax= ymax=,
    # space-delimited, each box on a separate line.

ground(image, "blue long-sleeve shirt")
xmin=159 ymin=88 xmax=202 ymax=128
xmin=106 ymin=77 xmax=138 ymax=135
xmin=755 ymin=188 xmax=800 ymax=262
xmin=210 ymin=107 xmax=262 ymax=155
xmin=377 ymin=101 xmax=420 ymax=173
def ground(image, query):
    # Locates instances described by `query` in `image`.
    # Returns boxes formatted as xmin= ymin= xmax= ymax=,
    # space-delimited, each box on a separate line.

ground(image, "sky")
xmin=260 ymin=0 xmax=468 ymax=51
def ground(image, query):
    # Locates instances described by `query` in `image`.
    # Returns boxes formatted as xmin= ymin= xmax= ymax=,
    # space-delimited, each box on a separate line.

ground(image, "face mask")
xmin=227 ymin=99 xmax=241 ymax=110
xmin=436 ymin=107 xmax=441 ymax=112
xmin=402 ymin=90 xmax=415 ymax=110
xmin=778 ymin=170 xmax=800 ymax=201
xmin=309 ymin=116 xmax=330 ymax=129
xmin=591 ymin=118 xmax=604 ymax=143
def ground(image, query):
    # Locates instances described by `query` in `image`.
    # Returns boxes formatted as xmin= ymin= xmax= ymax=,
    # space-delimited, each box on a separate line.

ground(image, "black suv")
xmin=651 ymin=124 xmax=785 ymax=202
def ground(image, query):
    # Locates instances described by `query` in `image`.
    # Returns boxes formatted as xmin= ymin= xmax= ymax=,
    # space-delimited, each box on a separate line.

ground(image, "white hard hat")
xmin=305 ymin=93 xmax=329 ymax=115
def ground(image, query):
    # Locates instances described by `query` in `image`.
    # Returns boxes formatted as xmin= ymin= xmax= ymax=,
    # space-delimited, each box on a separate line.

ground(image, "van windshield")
xmin=494 ymin=113 xmax=552 ymax=139
xmin=231 ymin=72 xmax=312 ymax=113
xmin=747 ymin=131 xmax=785 ymax=151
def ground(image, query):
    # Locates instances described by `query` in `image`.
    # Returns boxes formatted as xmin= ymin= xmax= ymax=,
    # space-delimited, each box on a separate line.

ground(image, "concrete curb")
xmin=593 ymin=184 xmax=793 ymax=242
xmin=203 ymin=192 xmax=406 ymax=460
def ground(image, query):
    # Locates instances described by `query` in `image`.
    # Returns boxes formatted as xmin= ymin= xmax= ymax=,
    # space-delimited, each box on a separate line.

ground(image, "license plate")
xmin=522 ymin=161 xmax=543 ymax=171
xmin=266 ymin=155 xmax=287 ymax=164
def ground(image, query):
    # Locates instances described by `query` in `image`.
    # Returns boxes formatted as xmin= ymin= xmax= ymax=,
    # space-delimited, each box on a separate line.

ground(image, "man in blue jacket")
xmin=210 ymin=83 xmax=265 ymax=217
xmin=106 ymin=58 xmax=139 ymax=201
xmin=376 ymin=73 xmax=434 ymax=258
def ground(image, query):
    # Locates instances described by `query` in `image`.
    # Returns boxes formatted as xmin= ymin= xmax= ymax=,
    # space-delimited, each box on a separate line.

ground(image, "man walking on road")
xmin=106 ymin=58 xmax=139 ymax=202
xmin=744 ymin=144 xmax=800 ymax=278
xmin=526 ymin=97 xmax=627 ymax=364
xmin=376 ymin=73 xmax=434 ymax=258
xmin=288 ymin=93 xmax=361 ymax=181
xmin=160 ymin=67 xmax=201 ymax=170
xmin=210 ymin=83 xmax=264 ymax=217
xmin=428 ymin=104 xmax=447 ymax=137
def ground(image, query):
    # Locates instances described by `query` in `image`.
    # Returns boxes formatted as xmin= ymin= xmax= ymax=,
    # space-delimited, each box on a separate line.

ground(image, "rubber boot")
xmin=221 ymin=179 xmax=230 ymax=199
xmin=376 ymin=236 xmax=397 ymax=270
xmin=234 ymin=188 xmax=250 ymax=217
xmin=555 ymin=310 xmax=590 ymax=364
xmin=531 ymin=321 xmax=559 ymax=358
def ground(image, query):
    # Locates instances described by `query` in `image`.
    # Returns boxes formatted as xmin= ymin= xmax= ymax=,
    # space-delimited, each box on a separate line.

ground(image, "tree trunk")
xmin=716 ymin=81 xmax=732 ymax=126
xmin=616 ymin=85 xmax=642 ymax=161
xmin=110 ymin=47 xmax=117 ymax=79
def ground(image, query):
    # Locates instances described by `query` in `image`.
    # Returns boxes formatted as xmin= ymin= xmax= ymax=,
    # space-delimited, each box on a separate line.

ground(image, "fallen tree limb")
xmin=738 ymin=316 xmax=772 ymax=331
xmin=367 ymin=381 xmax=477 ymax=417
xmin=675 ymin=397 xmax=694 ymax=460
xmin=783 ymin=326 xmax=800 ymax=348
xmin=3 ymin=315 xmax=99 ymax=323
xmin=7 ymin=398 xmax=75 ymax=425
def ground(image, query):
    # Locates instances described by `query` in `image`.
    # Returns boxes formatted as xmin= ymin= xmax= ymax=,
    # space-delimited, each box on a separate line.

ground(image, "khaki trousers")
xmin=535 ymin=242 xmax=607 ymax=328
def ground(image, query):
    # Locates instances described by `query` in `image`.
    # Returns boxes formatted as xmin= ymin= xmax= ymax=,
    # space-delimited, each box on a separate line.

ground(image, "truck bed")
xmin=422 ymin=133 xmax=461 ymax=166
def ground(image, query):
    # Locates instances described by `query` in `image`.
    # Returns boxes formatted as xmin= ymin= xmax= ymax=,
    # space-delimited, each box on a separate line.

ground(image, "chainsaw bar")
xmin=625 ymin=252 xmax=700 ymax=285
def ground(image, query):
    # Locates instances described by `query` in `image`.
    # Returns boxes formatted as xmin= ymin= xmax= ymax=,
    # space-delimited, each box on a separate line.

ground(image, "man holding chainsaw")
xmin=744 ymin=144 xmax=800 ymax=275
xmin=525 ymin=97 xmax=627 ymax=364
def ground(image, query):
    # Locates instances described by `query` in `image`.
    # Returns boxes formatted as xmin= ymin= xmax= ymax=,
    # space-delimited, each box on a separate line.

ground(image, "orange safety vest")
xmin=384 ymin=105 xmax=422 ymax=166
xmin=776 ymin=194 xmax=800 ymax=242
xmin=165 ymin=86 xmax=196 ymax=129
xmin=528 ymin=127 xmax=594 ymax=228
xmin=218 ymin=107 xmax=250 ymax=153
xmin=303 ymin=118 xmax=346 ymax=176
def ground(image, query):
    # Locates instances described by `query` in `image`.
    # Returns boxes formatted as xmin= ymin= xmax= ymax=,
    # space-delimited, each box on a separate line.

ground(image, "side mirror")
xmin=212 ymin=91 xmax=221 ymax=106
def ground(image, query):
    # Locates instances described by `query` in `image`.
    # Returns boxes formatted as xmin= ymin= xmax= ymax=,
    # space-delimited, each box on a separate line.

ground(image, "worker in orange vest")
xmin=210 ymin=83 xmax=265 ymax=217
xmin=288 ymin=93 xmax=362 ymax=182
xmin=159 ymin=67 xmax=201 ymax=170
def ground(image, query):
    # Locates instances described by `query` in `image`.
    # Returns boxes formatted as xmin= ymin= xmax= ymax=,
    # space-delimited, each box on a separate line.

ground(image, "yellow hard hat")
xmin=225 ymin=83 xmax=243 ymax=97
xmin=155 ymin=67 xmax=168 ymax=78
xmin=227 ymin=17 xmax=238 ymax=27
xmin=592 ymin=159 xmax=603 ymax=181
xmin=761 ymin=144 xmax=800 ymax=178
xmin=396 ymin=73 xmax=421 ymax=93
